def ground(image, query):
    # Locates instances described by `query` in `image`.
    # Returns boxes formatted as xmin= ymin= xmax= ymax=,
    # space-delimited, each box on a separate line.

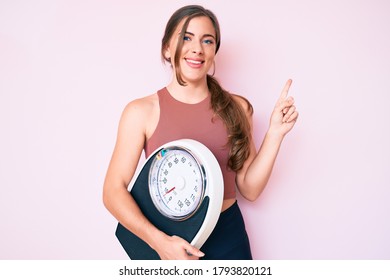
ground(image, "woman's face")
xmin=165 ymin=16 xmax=217 ymax=85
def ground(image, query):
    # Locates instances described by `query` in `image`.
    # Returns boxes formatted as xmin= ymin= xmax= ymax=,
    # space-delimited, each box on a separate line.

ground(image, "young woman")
xmin=103 ymin=5 xmax=298 ymax=260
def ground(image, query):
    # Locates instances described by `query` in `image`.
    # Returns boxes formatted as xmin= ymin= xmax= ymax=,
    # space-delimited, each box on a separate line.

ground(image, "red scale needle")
xmin=164 ymin=187 xmax=176 ymax=196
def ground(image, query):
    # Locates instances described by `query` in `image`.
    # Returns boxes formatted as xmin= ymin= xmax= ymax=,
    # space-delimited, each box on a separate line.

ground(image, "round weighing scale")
xmin=115 ymin=139 xmax=224 ymax=259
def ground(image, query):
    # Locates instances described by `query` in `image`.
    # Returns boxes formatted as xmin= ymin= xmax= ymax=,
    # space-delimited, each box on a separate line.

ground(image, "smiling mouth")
xmin=185 ymin=58 xmax=204 ymax=65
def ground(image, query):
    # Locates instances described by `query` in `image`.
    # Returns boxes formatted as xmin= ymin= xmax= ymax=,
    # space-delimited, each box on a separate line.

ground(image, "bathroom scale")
xmin=115 ymin=139 xmax=224 ymax=259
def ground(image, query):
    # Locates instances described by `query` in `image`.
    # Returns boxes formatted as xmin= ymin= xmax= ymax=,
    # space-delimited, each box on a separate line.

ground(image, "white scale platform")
xmin=116 ymin=139 xmax=224 ymax=259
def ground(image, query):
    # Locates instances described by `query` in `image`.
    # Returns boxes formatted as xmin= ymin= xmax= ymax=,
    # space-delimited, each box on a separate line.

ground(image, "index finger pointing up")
xmin=279 ymin=79 xmax=293 ymax=101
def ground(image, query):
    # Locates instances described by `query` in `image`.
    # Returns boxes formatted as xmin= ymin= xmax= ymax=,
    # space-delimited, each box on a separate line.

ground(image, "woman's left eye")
xmin=203 ymin=39 xmax=214 ymax=44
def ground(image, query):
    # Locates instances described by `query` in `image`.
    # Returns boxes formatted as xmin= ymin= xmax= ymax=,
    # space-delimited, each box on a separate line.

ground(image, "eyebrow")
xmin=184 ymin=31 xmax=216 ymax=40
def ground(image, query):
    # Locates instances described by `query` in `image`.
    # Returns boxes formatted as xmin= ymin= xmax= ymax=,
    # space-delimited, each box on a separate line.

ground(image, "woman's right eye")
xmin=183 ymin=36 xmax=191 ymax=41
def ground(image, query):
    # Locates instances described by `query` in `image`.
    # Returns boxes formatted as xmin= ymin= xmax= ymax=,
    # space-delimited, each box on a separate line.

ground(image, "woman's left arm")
xmin=236 ymin=79 xmax=299 ymax=201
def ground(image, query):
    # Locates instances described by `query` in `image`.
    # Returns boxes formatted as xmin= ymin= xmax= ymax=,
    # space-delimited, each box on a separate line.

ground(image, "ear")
xmin=163 ymin=45 xmax=172 ymax=63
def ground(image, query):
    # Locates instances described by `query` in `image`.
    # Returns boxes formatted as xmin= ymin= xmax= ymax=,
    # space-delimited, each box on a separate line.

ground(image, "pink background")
xmin=1 ymin=0 xmax=389 ymax=259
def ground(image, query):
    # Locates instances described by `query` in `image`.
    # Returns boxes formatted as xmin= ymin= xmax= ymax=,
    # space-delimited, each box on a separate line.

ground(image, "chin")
xmin=182 ymin=72 xmax=209 ymax=83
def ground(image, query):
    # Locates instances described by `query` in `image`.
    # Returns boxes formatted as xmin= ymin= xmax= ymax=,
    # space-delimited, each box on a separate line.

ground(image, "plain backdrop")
xmin=1 ymin=0 xmax=389 ymax=259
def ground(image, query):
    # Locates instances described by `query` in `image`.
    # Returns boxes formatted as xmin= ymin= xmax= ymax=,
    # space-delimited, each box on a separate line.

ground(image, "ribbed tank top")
xmin=144 ymin=87 xmax=236 ymax=199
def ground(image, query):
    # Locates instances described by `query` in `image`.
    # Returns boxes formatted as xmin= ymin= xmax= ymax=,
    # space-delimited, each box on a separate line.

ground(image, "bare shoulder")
xmin=231 ymin=93 xmax=254 ymax=116
xmin=122 ymin=93 xmax=158 ymax=118
xmin=120 ymin=93 xmax=159 ymax=139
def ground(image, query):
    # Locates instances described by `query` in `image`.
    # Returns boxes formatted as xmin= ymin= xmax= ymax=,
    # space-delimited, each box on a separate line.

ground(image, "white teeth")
xmin=186 ymin=59 xmax=202 ymax=65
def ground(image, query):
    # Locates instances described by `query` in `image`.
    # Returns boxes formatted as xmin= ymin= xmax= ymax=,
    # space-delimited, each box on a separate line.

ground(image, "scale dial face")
xmin=148 ymin=147 xmax=205 ymax=221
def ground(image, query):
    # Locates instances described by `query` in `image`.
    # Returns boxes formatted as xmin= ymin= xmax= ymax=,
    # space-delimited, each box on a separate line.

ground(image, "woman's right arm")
xmin=102 ymin=96 xmax=204 ymax=260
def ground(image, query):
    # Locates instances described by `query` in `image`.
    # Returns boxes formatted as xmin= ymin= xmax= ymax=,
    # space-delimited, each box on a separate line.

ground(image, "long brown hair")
xmin=161 ymin=5 xmax=253 ymax=171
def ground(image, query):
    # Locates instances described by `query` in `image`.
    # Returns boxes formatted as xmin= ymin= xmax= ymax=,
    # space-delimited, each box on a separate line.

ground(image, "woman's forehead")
xmin=176 ymin=16 xmax=216 ymax=36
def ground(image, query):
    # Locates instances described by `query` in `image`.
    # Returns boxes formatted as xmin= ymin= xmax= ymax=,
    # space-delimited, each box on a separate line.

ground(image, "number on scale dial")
xmin=148 ymin=148 xmax=205 ymax=220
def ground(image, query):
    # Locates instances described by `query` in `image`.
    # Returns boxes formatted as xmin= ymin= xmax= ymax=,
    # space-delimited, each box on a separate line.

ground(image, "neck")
xmin=166 ymin=77 xmax=209 ymax=104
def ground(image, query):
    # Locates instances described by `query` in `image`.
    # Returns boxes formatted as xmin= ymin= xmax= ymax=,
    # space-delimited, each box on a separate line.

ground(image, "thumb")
xmin=184 ymin=244 xmax=205 ymax=257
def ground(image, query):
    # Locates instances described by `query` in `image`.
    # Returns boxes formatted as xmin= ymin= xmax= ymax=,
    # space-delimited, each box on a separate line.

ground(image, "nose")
xmin=191 ymin=40 xmax=203 ymax=54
